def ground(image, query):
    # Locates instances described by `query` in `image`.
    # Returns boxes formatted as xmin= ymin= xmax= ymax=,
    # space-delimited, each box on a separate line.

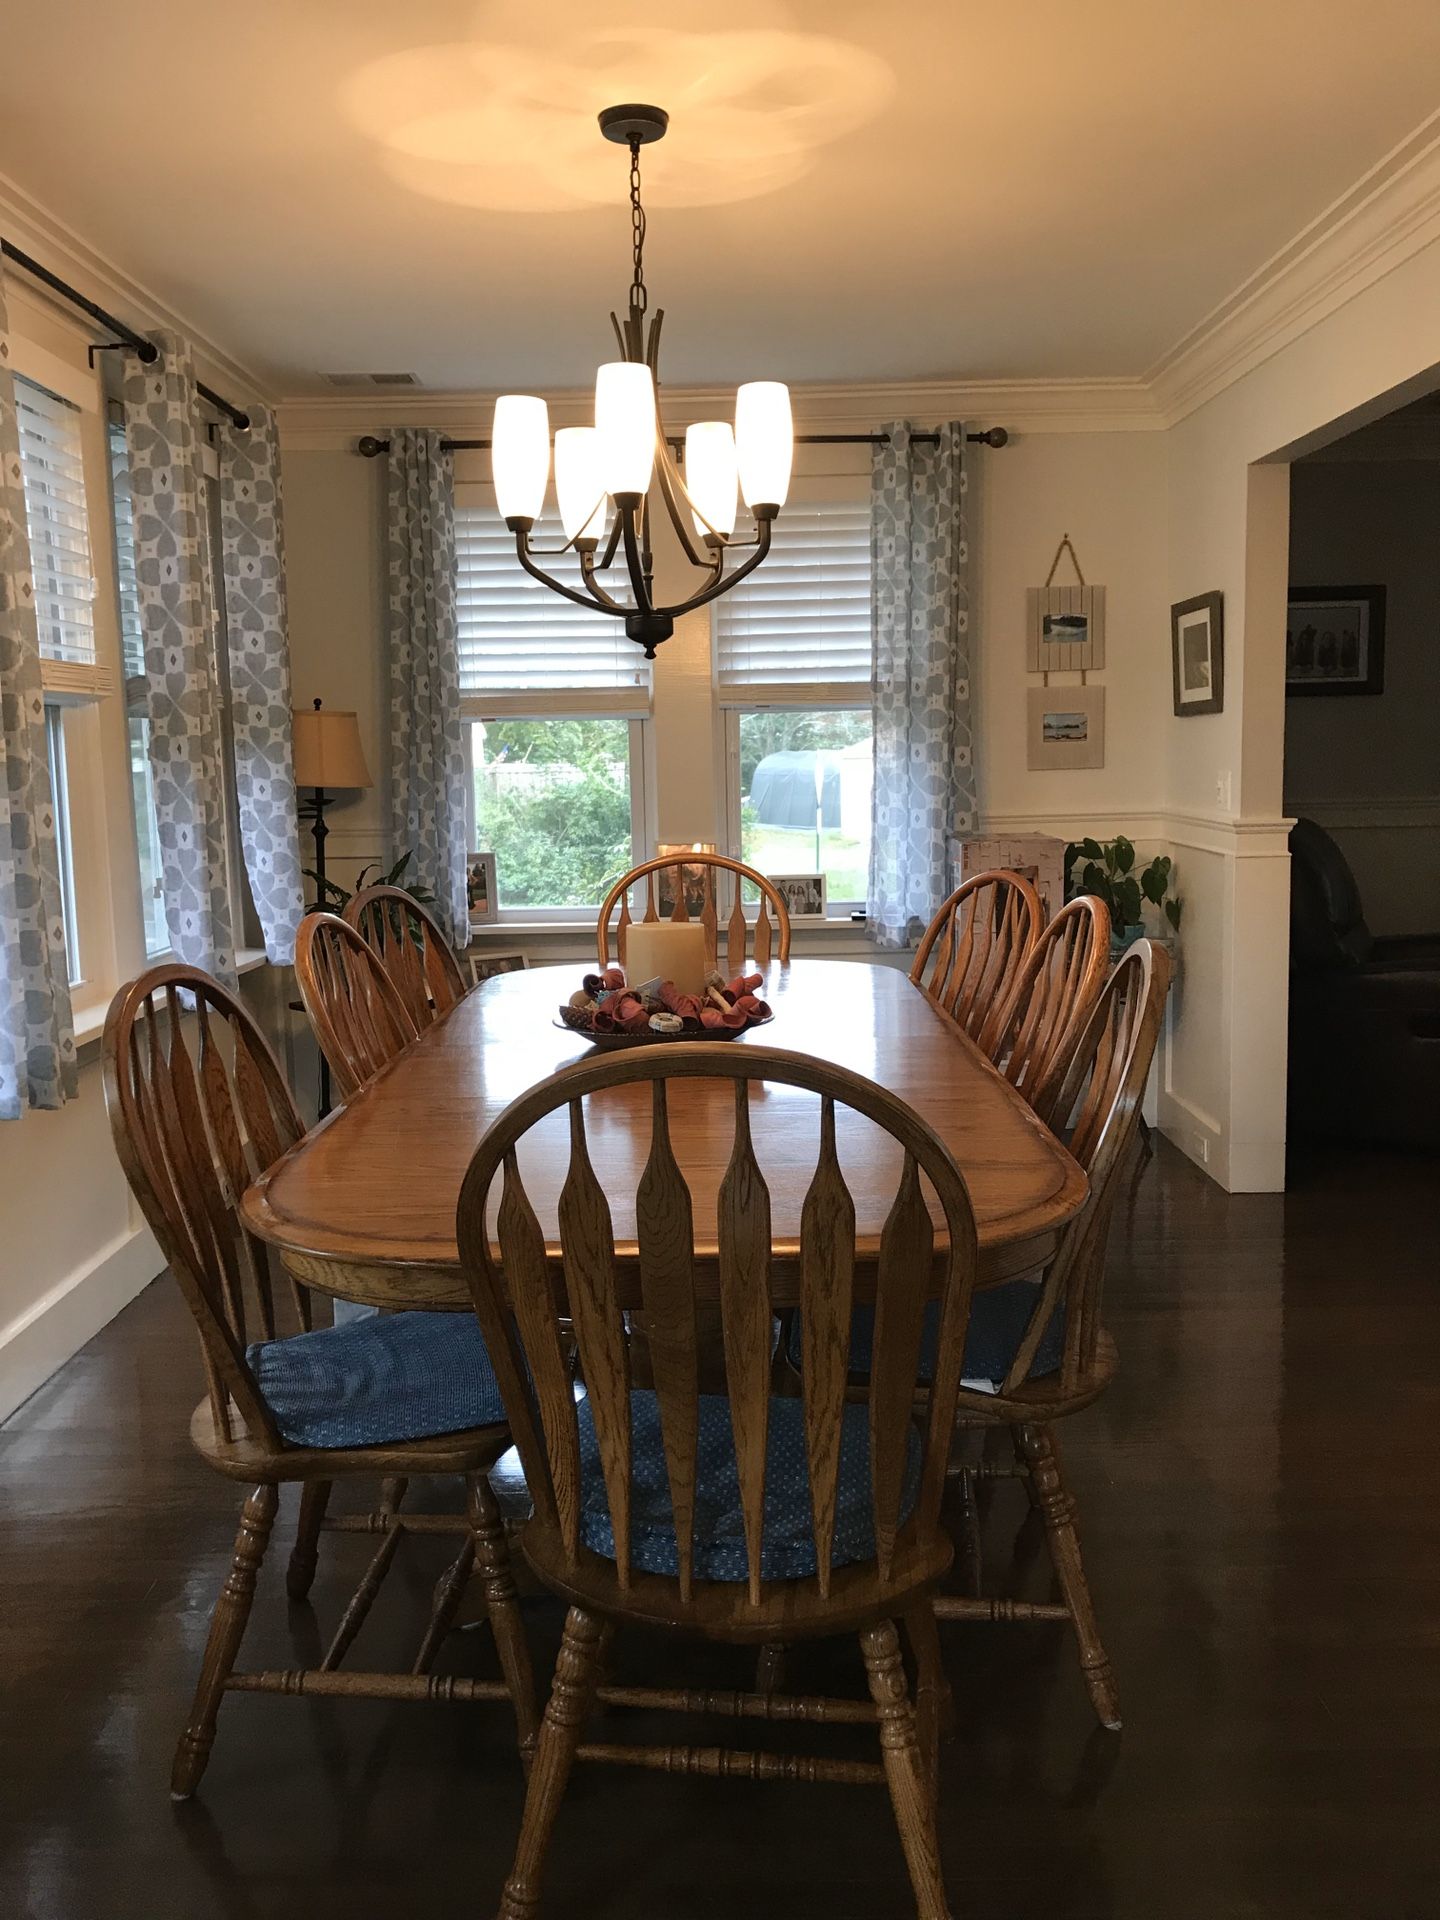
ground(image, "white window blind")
xmin=16 ymin=377 xmax=96 ymax=666
xmin=715 ymin=499 xmax=871 ymax=704
xmin=455 ymin=504 xmax=651 ymax=715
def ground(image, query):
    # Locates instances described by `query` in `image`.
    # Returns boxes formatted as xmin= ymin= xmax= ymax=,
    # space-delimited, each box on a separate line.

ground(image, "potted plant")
xmin=1064 ymin=835 xmax=1182 ymax=956
xmin=302 ymin=849 xmax=435 ymax=918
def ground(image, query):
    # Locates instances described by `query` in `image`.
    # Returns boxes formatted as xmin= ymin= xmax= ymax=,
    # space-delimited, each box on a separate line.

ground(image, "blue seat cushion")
xmin=786 ymin=1279 xmax=1065 ymax=1392
xmin=246 ymin=1310 xmax=507 ymax=1449
xmin=577 ymin=1390 xmax=921 ymax=1584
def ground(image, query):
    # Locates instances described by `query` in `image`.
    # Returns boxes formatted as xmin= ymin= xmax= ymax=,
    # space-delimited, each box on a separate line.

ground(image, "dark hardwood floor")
xmin=2 ymin=1139 xmax=1438 ymax=1920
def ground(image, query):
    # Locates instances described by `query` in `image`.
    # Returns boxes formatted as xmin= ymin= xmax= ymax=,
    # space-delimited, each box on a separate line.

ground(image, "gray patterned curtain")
xmin=386 ymin=430 xmax=467 ymax=946
xmin=0 ymin=260 xmax=78 ymax=1118
xmin=867 ymin=421 xmax=976 ymax=950
xmin=122 ymin=335 xmax=235 ymax=983
xmin=218 ymin=408 xmax=305 ymax=963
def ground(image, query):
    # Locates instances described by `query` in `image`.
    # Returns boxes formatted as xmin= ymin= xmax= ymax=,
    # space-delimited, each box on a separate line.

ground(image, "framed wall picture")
xmin=467 ymin=851 xmax=498 ymax=924
xmin=468 ymin=951 xmax=528 ymax=986
xmin=1171 ymin=591 xmax=1224 ymax=716
xmin=769 ymin=872 xmax=827 ymax=921
xmin=1285 ymin=585 xmax=1385 ymax=695
xmin=1026 ymin=685 xmax=1106 ymax=771
xmin=1025 ymin=584 xmax=1107 ymax=672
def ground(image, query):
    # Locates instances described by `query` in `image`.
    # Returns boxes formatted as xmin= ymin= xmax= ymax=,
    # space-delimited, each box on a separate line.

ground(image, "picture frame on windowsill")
xmin=769 ymin=872 xmax=828 ymax=921
xmin=468 ymin=851 xmax=498 ymax=926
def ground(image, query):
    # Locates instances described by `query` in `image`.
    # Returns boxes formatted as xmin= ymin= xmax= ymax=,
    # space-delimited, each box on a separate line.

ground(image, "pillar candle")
xmin=624 ymin=921 xmax=710 ymax=996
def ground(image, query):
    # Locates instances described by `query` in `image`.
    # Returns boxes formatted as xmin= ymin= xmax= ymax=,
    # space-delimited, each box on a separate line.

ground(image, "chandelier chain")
xmin=628 ymin=136 xmax=647 ymax=317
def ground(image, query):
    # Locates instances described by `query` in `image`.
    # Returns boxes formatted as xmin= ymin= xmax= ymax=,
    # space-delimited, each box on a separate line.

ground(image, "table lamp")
xmin=292 ymin=699 xmax=372 ymax=905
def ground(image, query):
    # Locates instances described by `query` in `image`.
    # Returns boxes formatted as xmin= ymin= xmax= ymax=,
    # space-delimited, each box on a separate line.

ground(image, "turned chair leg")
xmin=860 ymin=1621 xmax=953 ymax=1920
xmin=904 ymin=1600 xmax=953 ymax=1792
xmin=286 ymin=1478 xmax=332 ymax=1601
xmin=1012 ymin=1420 xmax=1121 ymax=1730
xmin=497 ymin=1607 xmax=609 ymax=1920
xmin=468 ymin=1474 xmax=539 ymax=1758
xmin=172 ymin=1482 xmax=278 ymax=1800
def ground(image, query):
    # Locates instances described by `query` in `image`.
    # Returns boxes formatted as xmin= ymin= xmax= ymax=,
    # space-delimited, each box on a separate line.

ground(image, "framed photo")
xmin=1286 ymin=585 xmax=1385 ymax=695
xmin=468 ymin=951 xmax=528 ymax=986
xmin=467 ymin=851 xmax=498 ymax=924
xmin=769 ymin=872 xmax=827 ymax=921
xmin=1026 ymin=584 xmax=1106 ymax=672
xmin=1171 ymin=592 xmax=1224 ymax=717
xmin=1026 ymin=685 xmax=1106 ymax=771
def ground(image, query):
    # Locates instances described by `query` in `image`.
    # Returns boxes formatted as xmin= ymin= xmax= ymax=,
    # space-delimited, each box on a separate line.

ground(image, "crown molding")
xmin=276 ymin=373 xmax=1160 ymax=452
xmin=0 ymin=170 xmax=275 ymax=410
xmin=1149 ymin=109 xmax=1440 ymax=426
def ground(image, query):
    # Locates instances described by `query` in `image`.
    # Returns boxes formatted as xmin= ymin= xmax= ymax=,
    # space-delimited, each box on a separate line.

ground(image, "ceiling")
xmin=3 ymin=0 xmax=1440 ymax=399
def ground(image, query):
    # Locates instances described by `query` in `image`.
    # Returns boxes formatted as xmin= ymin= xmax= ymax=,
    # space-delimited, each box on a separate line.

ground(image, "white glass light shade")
xmin=554 ymin=427 xmax=607 ymax=544
xmin=595 ymin=362 xmax=656 ymax=498
xmin=735 ymin=381 xmax=793 ymax=511
xmin=684 ymin=422 xmax=738 ymax=540
xmin=492 ymin=395 xmax=550 ymax=524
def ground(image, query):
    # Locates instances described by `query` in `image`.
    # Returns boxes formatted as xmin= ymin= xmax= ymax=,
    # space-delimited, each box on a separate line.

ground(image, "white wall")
xmin=1285 ymin=457 xmax=1440 ymax=934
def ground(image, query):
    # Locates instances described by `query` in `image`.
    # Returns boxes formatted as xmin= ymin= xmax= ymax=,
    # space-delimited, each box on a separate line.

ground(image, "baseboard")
xmin=1158 ymin=1085 xmax=1228 ymax=1187
xmin=0 ymin=1225 xmax=162 ymax=1425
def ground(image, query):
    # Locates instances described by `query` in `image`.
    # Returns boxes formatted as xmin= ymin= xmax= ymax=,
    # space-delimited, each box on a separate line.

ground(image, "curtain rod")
xmin=2 ymin=238 xmax=252 ymax=432
xmin=355 ymin=426 xmax=1008 ymax=458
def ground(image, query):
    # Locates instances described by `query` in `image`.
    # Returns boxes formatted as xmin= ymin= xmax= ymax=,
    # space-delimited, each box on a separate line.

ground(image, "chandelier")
xmin=490 ymin=105 xmax=793 ymax=659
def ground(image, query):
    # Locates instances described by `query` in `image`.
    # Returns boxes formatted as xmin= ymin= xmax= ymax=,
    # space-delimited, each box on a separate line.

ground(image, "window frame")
xmin=454 ymin=479 xmax=654 ymax=922
xmin=713 ymin=476 xmax=873 ymax=919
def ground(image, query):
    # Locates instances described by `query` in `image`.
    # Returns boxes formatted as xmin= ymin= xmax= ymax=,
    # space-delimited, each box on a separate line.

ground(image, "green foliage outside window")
xmin=473 ymin=718 xmax=632 ymax=908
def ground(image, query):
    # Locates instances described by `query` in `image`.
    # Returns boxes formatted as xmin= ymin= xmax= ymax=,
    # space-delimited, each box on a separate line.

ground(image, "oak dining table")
xmin=242 ymin=959 xmax=1088 ymax=1310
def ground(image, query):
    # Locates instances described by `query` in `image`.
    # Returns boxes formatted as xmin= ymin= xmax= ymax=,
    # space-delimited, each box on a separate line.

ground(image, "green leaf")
xmin=1165 ymin=899 xmax=1182 ymax=930
xmin=1111 ymin=835 xmax=1135 ymax=874
xmin=1080 ymin=837 xmax=1104 ymax=861
xmin=1117 ymin=877 xmax=1142 ymax=925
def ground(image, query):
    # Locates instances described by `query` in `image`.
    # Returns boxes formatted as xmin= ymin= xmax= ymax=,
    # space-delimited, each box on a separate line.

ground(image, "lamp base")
xmin=625 ymin=610 xmax=675 ymax=659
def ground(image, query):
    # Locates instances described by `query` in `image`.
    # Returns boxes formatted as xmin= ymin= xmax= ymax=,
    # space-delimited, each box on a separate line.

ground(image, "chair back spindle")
xmin=994 ymin=938 xmax=1172 ymax=1400
xmin=977 ymin=894 xmax=1111 ymax=1119
xmin=295 ymin=912 xmax=420 ymax=1103
xmin=599 ymin=853 xmax=792 ymax=976
xmin=344 ymin=885 xmax=466 ymax=1031
xmin=103 ymin=966 xmax=311 ymax=1447
xmin=457 ymin=1045 xmax=983 ymax=1617
xmin=909 ymin=869 xmax=1043 ymax=1040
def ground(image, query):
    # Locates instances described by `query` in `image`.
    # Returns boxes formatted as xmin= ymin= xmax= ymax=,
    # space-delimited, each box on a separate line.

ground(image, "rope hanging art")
xmin=1027 ymin=533 xmax=1106 ymax=682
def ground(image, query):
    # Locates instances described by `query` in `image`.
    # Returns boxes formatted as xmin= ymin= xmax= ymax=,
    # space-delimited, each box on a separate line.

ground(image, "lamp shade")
xmin=684 ymin=422 xmax=738 ymax=539
xmin=735 ymin=380 xmax=793 ymax=512
xmin=595 ymin=361 xmax=656 ymax=498
xmin=492 ymin=394 xmax=551 ymax=524
xmin=292 ymin=705 xmax=372 ymax=790
xmin=554 ymin=426 xmax=607 ymax=544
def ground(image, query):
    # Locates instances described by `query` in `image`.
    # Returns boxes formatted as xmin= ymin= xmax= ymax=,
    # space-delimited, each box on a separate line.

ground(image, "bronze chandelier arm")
xmin=653 ymin=516 xmax=773 ymax=620
xmin=619 ymin=505 xmax=654 ymax=616
xmin=512 ymin=532 xmax=624 ymax=615
xmin=579 ymin=550 xmax=627 ymax=612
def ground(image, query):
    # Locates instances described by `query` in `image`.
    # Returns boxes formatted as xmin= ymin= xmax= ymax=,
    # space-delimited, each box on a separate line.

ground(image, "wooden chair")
xmin=102 ymin=964 xmax=535 ymax=1797
xmin=597 ymin=852 xmax=792 ymax=976
xmin=935 ymin=939 xmax=1173 ymax=1729
xmin=977 ymin=894 xmax=1111 ymax=1120
xmin=457 ymin=1042 xmax=988 ymax=1920
xmin=344 ymin=884 xmax=467 ymax=1032
xmin=909 ymin=869 xmax=1043 ymax=1041
xmin=295 ymin=911 xmax=420 ymax=1103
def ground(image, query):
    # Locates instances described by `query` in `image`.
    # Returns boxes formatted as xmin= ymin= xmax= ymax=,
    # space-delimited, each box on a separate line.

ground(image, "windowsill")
xmin=70 ymin=946 xmax=270 ymax=1051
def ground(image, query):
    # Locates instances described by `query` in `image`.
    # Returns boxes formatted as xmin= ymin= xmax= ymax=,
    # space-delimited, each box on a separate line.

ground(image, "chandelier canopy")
xmin=491 ymin=105 xmax=793 ymax=658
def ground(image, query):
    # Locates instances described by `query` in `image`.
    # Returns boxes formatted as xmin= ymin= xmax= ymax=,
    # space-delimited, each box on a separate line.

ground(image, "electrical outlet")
xmin=1214 ymin=770 xmax=1232 ymax=810
xmin=1194 ymin=1132 xmax=1210 ymax=1165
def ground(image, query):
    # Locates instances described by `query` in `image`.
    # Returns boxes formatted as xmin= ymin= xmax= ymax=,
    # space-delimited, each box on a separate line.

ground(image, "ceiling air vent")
xmin=322 ymin=372 xmax=422 ymax=387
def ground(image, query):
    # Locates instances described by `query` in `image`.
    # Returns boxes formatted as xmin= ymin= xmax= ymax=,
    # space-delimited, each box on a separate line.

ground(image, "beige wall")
xmin=1284 ymin=458 xmax=1440 ymax=934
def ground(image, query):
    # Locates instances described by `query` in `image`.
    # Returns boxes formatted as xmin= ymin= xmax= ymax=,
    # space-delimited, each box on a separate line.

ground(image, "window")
xmin=715 ymin=496 xmax=873 ymax=911
xmin=108 ymin=417 xmax=168 ymax=956
xmin=456 ymin=501 xmax=649 ymax=914
xmin=16 ymin=375 xmax=103 ymax=982
xmin=15 ymin=378 xmax=96 ymax=668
